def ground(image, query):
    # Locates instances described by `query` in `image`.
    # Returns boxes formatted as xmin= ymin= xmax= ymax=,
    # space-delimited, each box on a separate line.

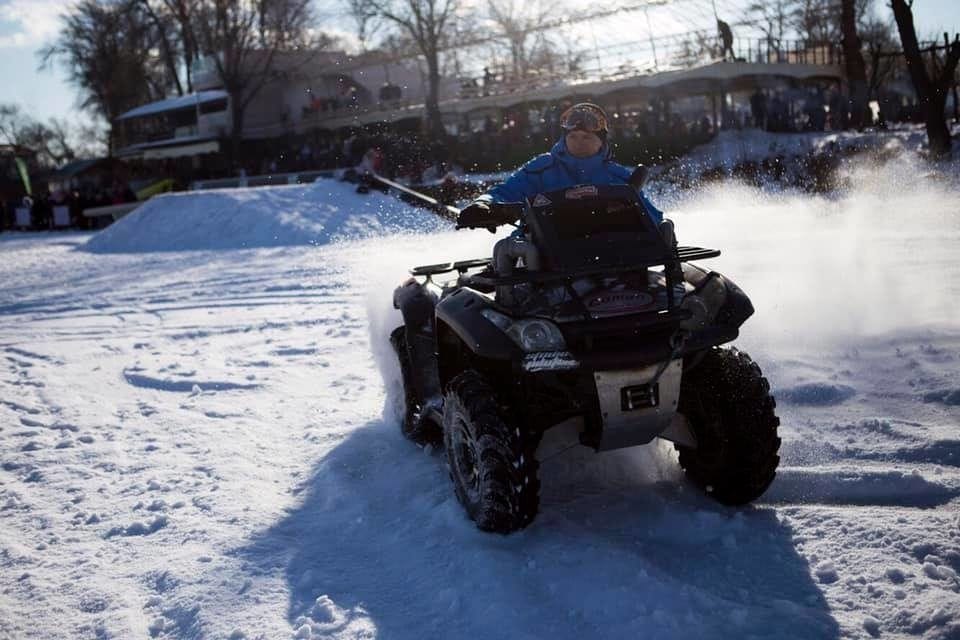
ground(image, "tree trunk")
xmin=841 ymin=0 xmax=868 ymax=129
xmin=424 ymin=48 xmax=446 ymax=142
xmin=139 ymin=0 xmax=184 ymax=96
xmin=923 ymin=93 xmax=952 ymax=156
xmin=229 ymin=94 xmax=245 ymax=168
xmin=948 ymin=33 xmax=960 ymax=123
xmin=891 ymin=0 xmax=953 ymax=157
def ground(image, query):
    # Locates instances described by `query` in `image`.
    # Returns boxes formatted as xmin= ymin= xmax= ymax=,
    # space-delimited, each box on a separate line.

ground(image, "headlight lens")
xmin=481 ymin=309 xmax=566 ymax=352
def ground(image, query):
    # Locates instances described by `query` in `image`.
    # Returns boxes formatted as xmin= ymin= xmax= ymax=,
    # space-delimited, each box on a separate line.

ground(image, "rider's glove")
xmin=457 ymin=200 xmax=497 ymax=233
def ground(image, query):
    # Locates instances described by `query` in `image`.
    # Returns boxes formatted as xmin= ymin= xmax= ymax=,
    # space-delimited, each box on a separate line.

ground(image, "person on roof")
xmin=459 ymin=102 xmax=663 ymax=227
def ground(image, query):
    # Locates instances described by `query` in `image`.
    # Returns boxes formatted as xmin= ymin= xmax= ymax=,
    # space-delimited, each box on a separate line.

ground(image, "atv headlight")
xmin=481 ymin=309 xmax=566 ymax=352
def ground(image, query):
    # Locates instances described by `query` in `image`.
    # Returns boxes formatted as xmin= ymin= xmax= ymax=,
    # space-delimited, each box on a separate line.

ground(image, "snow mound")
xmin=84 ymin=179 xmax=449 ymax=253
xmin=779 ymin=383 xmax=856 ymax=406
xmin=923 ymin=388 xmax=960 ymax=406
xmin=766 ymin=468 xmax=958 ymax=507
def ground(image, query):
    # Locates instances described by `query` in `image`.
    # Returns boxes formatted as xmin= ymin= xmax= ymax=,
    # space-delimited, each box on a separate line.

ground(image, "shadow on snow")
xmin=237 ymin=419 xmax=840 ymax=640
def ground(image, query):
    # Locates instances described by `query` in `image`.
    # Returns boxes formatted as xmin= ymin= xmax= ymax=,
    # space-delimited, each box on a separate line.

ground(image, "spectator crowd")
xmin=0 ymin=81 xmax=936 ymax=233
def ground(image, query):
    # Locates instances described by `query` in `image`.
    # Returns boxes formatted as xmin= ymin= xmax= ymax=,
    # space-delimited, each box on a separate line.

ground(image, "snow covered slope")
xmin=85 ymin=179 xmax=448 ymax=252
xmin=1 ymin=162 xmax=959 ymax=639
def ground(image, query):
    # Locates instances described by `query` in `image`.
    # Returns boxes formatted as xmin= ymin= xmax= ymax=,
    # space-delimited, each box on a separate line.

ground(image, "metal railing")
xmin=299 ymin=30 xmax=843 ymax=126
xmin=191 ymin=169 xmax=336 ymax=191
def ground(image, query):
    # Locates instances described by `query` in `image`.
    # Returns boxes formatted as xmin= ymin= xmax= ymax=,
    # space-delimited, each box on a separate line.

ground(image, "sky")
xmin=0 ymin=0 xmax=956 ymax=139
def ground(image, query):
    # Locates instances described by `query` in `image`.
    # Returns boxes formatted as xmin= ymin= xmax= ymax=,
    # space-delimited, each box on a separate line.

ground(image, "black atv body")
xmin=392 ymin=184 xmax=780 ymax=533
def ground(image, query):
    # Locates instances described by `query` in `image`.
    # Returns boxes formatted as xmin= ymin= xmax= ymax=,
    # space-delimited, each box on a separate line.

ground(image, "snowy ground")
xmin=1 ymin=163 xmax=959 ymax=639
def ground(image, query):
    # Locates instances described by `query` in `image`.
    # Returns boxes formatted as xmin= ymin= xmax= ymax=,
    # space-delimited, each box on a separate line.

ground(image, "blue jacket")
xmin=478 ymin=137 xmax=664 ymax=226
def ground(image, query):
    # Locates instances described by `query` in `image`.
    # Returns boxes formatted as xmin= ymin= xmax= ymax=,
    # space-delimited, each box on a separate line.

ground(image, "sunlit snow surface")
xmin=1 ymin=162 xmax=959 ymax=639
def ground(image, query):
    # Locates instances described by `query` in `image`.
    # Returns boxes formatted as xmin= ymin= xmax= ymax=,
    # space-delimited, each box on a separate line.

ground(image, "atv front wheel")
xmin=389 ymin=327 xmax=442 ymax=446
xmin=675 ymin=347 xmax=781 ymax=505
xmin=442 ymin=370 xmax=540 ymax=533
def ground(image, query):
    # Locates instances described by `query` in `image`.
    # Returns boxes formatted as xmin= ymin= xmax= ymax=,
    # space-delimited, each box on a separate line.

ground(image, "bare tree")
xmin=525 ymin=33 xmax=567 ymax=77
xmin=363 ymin=0 xmax=460 ymax=139
xmin=841 ymin=0 xmax=870 ymax=128
xmin=38 ymin=119 xmax=80 ymax=166
xmin=191 ymin=0 xmax=329 ymax=155
xmin=0 ymin=104 xmax=79 ymax=168
xmin=0 ymin=104 xmax=30 ymax=149
xmin=792 ymin=0 xmax=835 ymax=46
xmin=890 ymin=0 xmax=960 ymax=157
xmin=674 ymin=30 xmax=716 ymax=66
xmin=39 ymin=0 xmax=173 ymax=153
xmin=860 ymin=16 xmax=898 ymax=102
xmin=345 ymin=0 xmax=383 ymax=51
xmin=486 ymin=0 xmax=551 ymax=81
xmin=746 ymin=0 xmax=794 ymax=61
xmin=163 ymin=0 xmax=200 ymax=92
xmin=137 ymin=0 xmax=185 ymax=96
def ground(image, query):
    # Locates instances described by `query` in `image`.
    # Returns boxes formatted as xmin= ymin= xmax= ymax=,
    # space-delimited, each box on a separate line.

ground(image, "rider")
xmin=459 ymin=102 xmax=663 ymax=227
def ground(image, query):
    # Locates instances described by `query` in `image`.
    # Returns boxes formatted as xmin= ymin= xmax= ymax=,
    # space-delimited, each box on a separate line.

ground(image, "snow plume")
xmin=360 ymin=228 xmax=495 ymax=424
xmin=362 ymin=150 xmax=959 ymax=462
xmin=663 ymin=154 xmax=960 ymax=352
xmin=364 ymin=151 xmax=959 ymax=399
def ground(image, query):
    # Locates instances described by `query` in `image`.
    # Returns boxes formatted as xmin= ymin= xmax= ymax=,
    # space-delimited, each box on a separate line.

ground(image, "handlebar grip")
xmin=489 ymin=202 xmax=523 ymax=223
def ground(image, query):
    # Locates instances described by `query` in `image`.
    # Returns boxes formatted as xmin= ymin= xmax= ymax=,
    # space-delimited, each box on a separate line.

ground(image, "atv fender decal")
xmin=522 ymin=351 xmax=580 ymax=372
xmin=564 ymin=185 xmax=598 ymax=199
xmin=586 ymin=289 xmax=655 ymax=317
xmin=532 ymin=194 xmax=552 ymax=207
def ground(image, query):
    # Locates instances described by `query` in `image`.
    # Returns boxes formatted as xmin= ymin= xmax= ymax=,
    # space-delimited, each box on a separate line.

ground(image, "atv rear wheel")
xmin=389 ymin=327 xmax=442 ymax=446
xmin=442 ymin=370 xmax=540 ymax=533
xmin=675 ymin=347 xmax=780 ymax=505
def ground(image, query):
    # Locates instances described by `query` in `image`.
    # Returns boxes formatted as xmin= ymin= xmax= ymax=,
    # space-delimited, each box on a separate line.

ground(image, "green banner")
xmin=135 ymin=178 xmax=174 ymax=201
xmin=14 ymin=157 xmax=31 ymax=196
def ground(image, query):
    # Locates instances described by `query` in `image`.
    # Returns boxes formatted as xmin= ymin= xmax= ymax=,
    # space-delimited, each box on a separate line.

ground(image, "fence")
xmin=303 ymin=29 xmax=844 ymax=126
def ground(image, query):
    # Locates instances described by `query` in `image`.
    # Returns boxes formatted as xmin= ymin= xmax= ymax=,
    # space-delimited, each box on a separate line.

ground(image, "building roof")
xmin=48 ymin=157 xmax=112 ymax=179
xmin=117 ymin=90 xmax=229 ymax=121
xmin=115 ymin=134 xmax=220 ymax=159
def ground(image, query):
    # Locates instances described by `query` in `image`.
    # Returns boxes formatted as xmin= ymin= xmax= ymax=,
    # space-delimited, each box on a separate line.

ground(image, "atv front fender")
xmin=435 ymin=288 xmax=520 ymax=363
xmin=682 ymin=263 xmax=754 ymax=329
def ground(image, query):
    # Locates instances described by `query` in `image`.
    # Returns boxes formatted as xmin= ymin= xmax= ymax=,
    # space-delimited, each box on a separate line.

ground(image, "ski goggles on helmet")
xmin=560 ymin=103 xmax=609 ymax=134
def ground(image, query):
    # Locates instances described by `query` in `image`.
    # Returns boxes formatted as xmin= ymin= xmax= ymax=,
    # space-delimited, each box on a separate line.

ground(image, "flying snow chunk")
xmin=814 ymin=562 xmax=839 ymax=584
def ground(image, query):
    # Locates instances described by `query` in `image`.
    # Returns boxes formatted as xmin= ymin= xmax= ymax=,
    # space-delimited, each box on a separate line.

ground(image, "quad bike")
xmin=390 ymin=178 xmax=780 ymax=533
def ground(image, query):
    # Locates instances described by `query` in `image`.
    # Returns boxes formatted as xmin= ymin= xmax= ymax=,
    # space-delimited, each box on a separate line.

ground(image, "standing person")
xmin=718 ymin=19 xmax=735 ymax=61
xmin=483 ymin=67 xmax=495 ymax=96
xmin=750 ymin=89 xmax=768 ymax=129
xmin=356 ymin=146 xmax=384 ymax=175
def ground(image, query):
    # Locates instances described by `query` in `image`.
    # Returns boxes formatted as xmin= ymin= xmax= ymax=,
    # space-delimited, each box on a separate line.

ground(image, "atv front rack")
xmin=409 ymin=247 xmax=719 ymax=280
xmin=461 ymin=246 xmax=720 ymax=288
